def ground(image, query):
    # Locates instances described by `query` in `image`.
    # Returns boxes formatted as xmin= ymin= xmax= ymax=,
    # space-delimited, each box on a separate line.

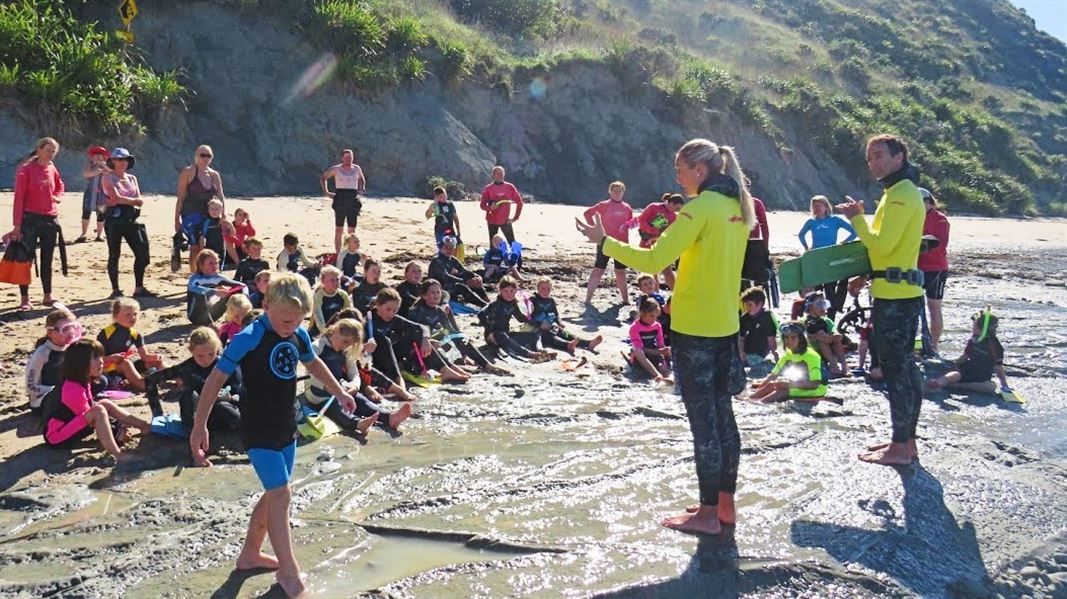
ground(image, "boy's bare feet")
xmin=588 ymin=335 xmax=603 ymax=351
xmin=356 ymin=412 xmax=379 ymax=435
xmin=236 ymin=551 xmax=280 ymax=570
xmin=389 ymin=403 xmax=412 ymax=428
xmin=858 ymin=441 xmax=914 ymax=465
xmin=567 ymin=338 xmax=580 ymax=354
xmin=662 ymin=506 xmax=722 ymax=535
xmin=276 ymin=572 xmax=306 ymax=598
xmin=866 ymin=439 xmax=918 ymax=458
xmin=685 ymin=493 xmax=735 ymax=524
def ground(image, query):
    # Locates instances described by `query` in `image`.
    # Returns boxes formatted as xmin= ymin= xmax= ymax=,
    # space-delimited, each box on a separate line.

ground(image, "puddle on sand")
xmin=306 ymin=531 xmax=533 ymax=596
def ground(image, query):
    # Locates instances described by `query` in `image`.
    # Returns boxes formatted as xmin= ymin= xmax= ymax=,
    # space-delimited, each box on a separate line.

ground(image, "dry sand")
xmin=0 ymin=191 xmax=1065 ymax=598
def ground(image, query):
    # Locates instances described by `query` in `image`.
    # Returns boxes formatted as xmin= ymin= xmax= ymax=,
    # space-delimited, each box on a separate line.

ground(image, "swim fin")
xmin=402 ymin=370 xmax=442 ymax=387
xmin=1001 ymin=388 xmax=1027 ymax=404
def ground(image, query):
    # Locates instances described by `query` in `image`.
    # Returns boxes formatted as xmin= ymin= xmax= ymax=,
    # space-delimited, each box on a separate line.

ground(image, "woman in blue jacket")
xmin=797 ymin=195 xmax=856 ymax=317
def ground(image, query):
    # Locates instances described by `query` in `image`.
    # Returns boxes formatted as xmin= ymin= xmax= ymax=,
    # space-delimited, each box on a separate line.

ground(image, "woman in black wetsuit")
xmin=175 ymin=145 xmax=225 ymax=272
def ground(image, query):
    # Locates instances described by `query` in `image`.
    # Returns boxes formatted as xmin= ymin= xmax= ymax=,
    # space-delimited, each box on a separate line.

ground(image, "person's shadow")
xmin=591 ymin=531 xmax=743 ymax=598
xmin=790 ymin=465 xmax=992 ymax=596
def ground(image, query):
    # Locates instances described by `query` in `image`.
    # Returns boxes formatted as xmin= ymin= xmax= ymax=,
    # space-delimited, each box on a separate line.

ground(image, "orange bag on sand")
xmin=0 ymin=240 xmax=33 ymax=286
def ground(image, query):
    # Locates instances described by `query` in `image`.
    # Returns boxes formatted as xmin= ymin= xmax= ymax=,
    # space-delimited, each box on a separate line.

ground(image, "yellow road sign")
xmin=114 ymin=29 xmax=135 ymax=44
xmin=118 ymin=0 xmax=139 ymax=26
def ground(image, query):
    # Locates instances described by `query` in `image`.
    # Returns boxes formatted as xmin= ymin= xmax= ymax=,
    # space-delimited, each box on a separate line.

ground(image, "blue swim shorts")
xmin=247 ymin=441 xmax=296 ymax=490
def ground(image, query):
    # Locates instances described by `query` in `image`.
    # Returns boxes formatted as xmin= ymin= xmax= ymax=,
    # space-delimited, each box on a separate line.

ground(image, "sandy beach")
xmin=0 ymin=191 xmax=1065 ymax=598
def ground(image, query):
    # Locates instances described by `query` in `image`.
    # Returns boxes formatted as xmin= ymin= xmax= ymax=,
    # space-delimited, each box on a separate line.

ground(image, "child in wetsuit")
xmin=480 ymin=276 xmax=555 ymax=362
xmin=144 ymin=327 xmax=242 ymax=435
xmin=187 ymin=249 xmax=245 ymax=326
xmin=635 ymin=274 xmax=671 ymax=344
xmin=335 ymin=233 xmax=363 ymax=285
xmin=482 ymin=234 xmax=524 ymax=284
xmin=530 ymin=277 xmax=602 ymax=354
xmin=304 ymin=317 xmax=412 ymax=433
xmin=749 ymin=321 xmax=829 ymax=403
xmin=351 ymin=259 xmax=388 ymax=313
xmin=276 ymin=232 xmax=319 ymax=286
xmin=97 ymin=298 xmax=163 ymax=392
xmin=425 ymin=186 xmax=461 ymax=246
xmin=429 ymin=236 xmax=490 ymax=308
xmin=224 ymin=208 xmax=255 ymax=266
xmin=249 ymin=270 xmax=270 ymax=309
xmin=41 ymin=339 xmax=151 ymax=456
xmin=201 ymin=199 xmax=234 ymax=268
xmin=394 ymin=261 xmax=423 ymax=317
xmin=311 ymin=265 xmax=353 ymax=337
xmin=326 ymin=308 xmax=418 ymax=401
xmin=805 ymin=297 xmax=848 ymax=375
xmin=925 ymin=307 xmax=1010 ymax=395
xmin=738 ymin=286 xmax=779 ymax=366
xmin=75 ymin=146 xmax=109 ymax=243
xmin=26 ymin=308 xmax=82 ymax=417
xmin=629 ymin=297 xmax=671 ymax=382
xmin=218 ymin=294 xmax=253 ymax=345
xmin=409 ymin=279 xmax=510 ymax=375
xmin=234 ymin=237 xmax=269 ymax=286
xmin=367 ymin=288 xmax=471 ymax=385
xmin=189 ymin=273 xmax=358 ymax=596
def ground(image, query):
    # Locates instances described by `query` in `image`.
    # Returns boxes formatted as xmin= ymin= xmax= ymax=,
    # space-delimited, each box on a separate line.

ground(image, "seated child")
xmin=409 ymin=279 xmax=510 ymax=375
xmin=224 ymin=208 xmax=255 ymax=266
xmin=748 ymin=322 xmax=829 ymax=403
xmin=249 ymin=270 xmax=270 ymax=309
xmin=201 ymin=199 xmax=235 ymax=268
xmin=394 ymin=261 xmax=423 ymax=318
xmin=218 ymin=294 xmax=253 ymax=345
xmin=188 ymin=249 xmax=245 ymax=326
xmin=41 ymin=339 xmax=151 ymax=456
xmin=926 ymin=307 xmax=1009 ymax=395
xmin=482 ymin=234 xmax=524 ymax=284
xmin=367 ymin=288 xmax=471 ymax=385
xmin=629 ymin=297 xmax=672 ymax=382
xmin=530 ymin=277 xmax=601 ymax=353
xmin=738 ymin=286 xmax=779 ymax=365
xmin=144 ymin=327 xmax=242 ymax=436
xmin=635 ymin=274 xmax=671 ymax=343
xmin=335 ymin=233 xmax=364 ymax=283
xmin=26 ymin=308 xmax=81 ymax=416
xmin=304 ymin=317 xmax=412 ymax=433
xmin=429 ymin=236 xmax=489 ymax=308
xmin=805 ymin=297 xmax=848 ymax=375
xmin=479 ymin=276 xmax=555 ymax=362
xmin=276 ymin=232 xmax=319 ymax=285
xmin=326 ymin=308 xmax=417 ymax=401
xmin=234 ymin=236 xmax=269 ymax=285
xmin=351 ymin=259 xmax=387 ymax=314
xmin=97 ymin=298 xmax=163 ymax=392
xmin=311 ymin=265 xmax=353 ymax=337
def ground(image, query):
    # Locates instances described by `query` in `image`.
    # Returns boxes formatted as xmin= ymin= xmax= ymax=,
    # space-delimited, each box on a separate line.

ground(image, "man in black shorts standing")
xmin=917 ymin=187 xmax=949 ymax=354
xmin=321 ymin=149 xmax=366 ymax=253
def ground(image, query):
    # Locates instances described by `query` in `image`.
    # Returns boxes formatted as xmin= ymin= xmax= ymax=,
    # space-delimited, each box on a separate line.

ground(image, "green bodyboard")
xmin=778 ymin=241 xmax=871 ymax=294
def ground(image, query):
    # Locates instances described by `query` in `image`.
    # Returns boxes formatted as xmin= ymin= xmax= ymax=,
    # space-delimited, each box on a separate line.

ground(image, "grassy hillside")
xmin=3 ymin=0 xmax=1064 ymax=215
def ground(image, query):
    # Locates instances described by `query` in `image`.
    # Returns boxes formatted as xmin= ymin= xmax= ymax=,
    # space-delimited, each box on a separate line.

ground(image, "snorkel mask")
xmin=972 ymin=306 xmax=998 ymax=342
xmin=780 ymin=321 xmax=805 ymax=341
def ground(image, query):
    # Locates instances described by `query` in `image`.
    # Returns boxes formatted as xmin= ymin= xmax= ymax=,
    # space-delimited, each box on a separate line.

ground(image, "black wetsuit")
xmin=429 ymin=253 xmax=489 ymax=307
xmin=432 ymin=200 xmax=458 ymax=242
xmin=739 ymin=310 xmax=776 ymax=357
xmin=307 ymin=340 xmax=388 ymax=429
xmin=144 ymin=357 xmax=242 ymax=431
xmin=530 ymin=295 xmax=592 ymax=352
xmin=365 ymin=312 xmax=430 ymax=379
xmin=409 ymin=301 xmax=493 ymax=368
xmin=351 ymin=280 xmax=387 ymax=313
xmin=479 ymin=297 xmax=537 ymax=358
xmin=234 ymin=257 xmax=269 ymax=285
xmin=201 ymin=217 xmax=226 ymax=264
xmin=957 ymin=336 xmax=1003 ymax=383
xmin=394 ymin=281 xmax=422 ymax=318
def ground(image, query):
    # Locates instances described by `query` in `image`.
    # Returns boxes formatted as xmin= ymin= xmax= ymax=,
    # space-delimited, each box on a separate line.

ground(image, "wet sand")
xmin=0 ymin=192 xmax=1065 ymax=598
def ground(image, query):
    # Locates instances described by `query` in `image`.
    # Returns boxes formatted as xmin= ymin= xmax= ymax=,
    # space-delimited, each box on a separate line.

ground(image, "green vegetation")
xmin=0 ymin=0 xmax=185 ymax=138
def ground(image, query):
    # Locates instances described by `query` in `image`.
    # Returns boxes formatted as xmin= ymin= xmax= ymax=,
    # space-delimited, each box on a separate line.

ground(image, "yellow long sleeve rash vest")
xmin=850 ymin=178 xmax=925 ymax=300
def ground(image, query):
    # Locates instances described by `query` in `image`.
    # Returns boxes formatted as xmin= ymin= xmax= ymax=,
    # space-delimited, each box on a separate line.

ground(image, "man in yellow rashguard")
xmin=837 ymin=134 xmax=925 ymax=466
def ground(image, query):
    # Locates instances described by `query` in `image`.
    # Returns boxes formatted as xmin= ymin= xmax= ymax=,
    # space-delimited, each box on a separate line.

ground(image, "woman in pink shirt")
xmin=10 ymin=137 xmax=65 ymax=311
xmin=583 ymin=181 xmax=634 ymax=304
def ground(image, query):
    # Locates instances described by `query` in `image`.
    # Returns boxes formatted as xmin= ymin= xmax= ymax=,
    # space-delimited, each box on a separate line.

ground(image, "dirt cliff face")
xmin=0 ymin=3 xmax=873 ymax=207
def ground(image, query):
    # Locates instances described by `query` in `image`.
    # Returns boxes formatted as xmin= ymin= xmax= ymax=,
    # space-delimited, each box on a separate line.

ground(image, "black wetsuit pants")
xmin=105 ymin=219 xmax=150 ymax=291
xmin=539 ymin=326 xmax=592 ymax=352
xmin=872 ymin=297 xmax=923 ymax=443
xmin=456 ymin=338 xmax=493 ymax=367
xmin=818 ymin=278 xmax=850 ymax=319
xmin=179 ymin=390 xmax=240 ymax=432
xmin=450 ymin=284 xmax=489 ymax=308
xmin=19 ymin=213 xmax=60 ymax=296
xmin=491 ymin=330 xmax=539 ymax=359
xmin=672 ymin=332 xmax=743 ymax=506
xmin=487 ymin=222 xmax=515 ymax=244
xmin=310 ymin=390 xmax=388 ymax=430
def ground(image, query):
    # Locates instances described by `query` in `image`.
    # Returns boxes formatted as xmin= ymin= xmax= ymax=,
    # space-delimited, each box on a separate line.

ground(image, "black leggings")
xmin=371 ymin=337 xmax=404 ymax=383
xmin=818 ymin=278 xmax=850 ymax=319
xmin=487 ymin=222 xmax=515 ymax=244
xmin=456 ymin=338 xmax=492 ymax=368
xmin=673 ymin=332 xmax=743 ymax=506
xmin=105 ymin=219 xmax=150 ymax=291
xmin=180 ymin=390 xmax=241 ymax=432
xmin=490 ymin=330 xmax=539 ymax=359
xmin=539 ymin=326 xmax=592 ymax=353
xmin=450 ymin=284 xmax=489 ymax=308
xmin=19 ymin=214 xmax=59 ymax=296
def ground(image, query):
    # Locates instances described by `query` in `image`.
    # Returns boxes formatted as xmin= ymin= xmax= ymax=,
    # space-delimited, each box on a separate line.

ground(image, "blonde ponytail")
xmin=718 ymin=146 xmax=756 ymax=230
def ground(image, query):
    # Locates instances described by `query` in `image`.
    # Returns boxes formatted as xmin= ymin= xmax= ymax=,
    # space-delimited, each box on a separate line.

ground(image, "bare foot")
xmin=866 ymin=439 xmax=919 ymax=458
xmin=567 ymin=338 xmax=580 ymax=354
xmin=662 ymin=507 xmax=722 ymax=535
xmin=924 ymin=379 xmax=943 ymax=391
xmin=115 ymin=425 xmax=133 ymax=446
xmin=588 ymin=335 xmax=603 ymax=351
xmin=356 ymin=412 xmax=379 ymax=434
xmin=276 ymin=572 xmax=306 ymax=598
xmin=236 ymin=551 xmax=280 ymax=571
xmin=389 ymin=403 xmax=412 ymax=428
xmin=487 ymin=364 xmax=512 ymax=376
xmin=685 ymin=494 xmax=736 ymax=524
xmin=858 ymin=442 xmax=914 ymax=465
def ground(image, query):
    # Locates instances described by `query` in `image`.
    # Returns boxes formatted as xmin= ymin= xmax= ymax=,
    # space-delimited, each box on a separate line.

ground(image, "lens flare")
xmin=285 ymin=53 xmax=339 ymax=104
xmin=529 ymin=77 xmax=547 ymax=99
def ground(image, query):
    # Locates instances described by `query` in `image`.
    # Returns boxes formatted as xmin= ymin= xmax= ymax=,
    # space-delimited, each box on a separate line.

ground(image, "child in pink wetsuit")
xmin=583 ymin=181 xmax=634 ymax=304
xmin=42 ymin=339 xmax=150 ymax=457
xmin=632 ymin=192 xmax=684 ymax=289
xmin=629 ymin=297 xmax=672 ymax=382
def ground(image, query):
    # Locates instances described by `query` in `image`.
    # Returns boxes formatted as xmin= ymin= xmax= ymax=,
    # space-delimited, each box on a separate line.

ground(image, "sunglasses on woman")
xmin=199 ymin=153 xmax=213 ymax=158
